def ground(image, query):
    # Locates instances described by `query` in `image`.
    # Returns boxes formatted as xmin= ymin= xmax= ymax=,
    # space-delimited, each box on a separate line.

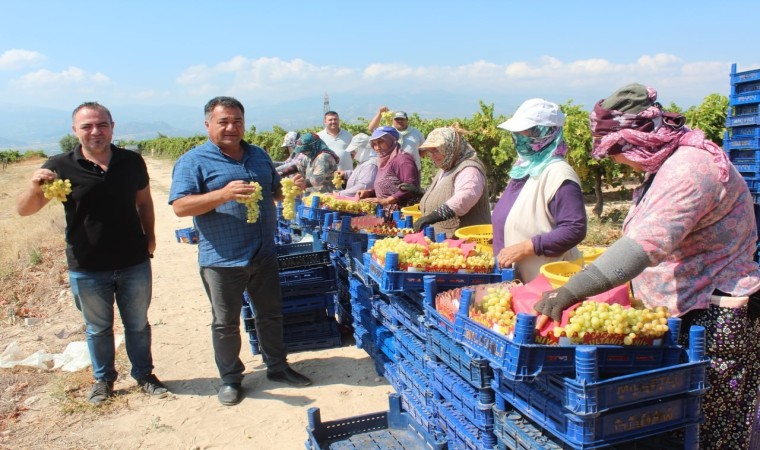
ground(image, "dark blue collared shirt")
xmin=169 ymin=140 xmax=280 ymax=267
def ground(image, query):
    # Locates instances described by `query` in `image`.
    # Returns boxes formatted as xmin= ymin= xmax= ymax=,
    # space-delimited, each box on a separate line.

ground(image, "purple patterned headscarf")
xmin=589 ymin=86 xmax=730 ymax=182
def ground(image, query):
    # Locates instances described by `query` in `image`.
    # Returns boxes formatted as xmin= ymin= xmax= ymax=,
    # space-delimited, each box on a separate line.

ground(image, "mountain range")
xmin=0 ymin=93 xmax=518 ymax=155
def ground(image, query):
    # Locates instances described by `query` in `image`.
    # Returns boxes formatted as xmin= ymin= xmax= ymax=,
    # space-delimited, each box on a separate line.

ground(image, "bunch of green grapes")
xmin=470 ymin=285 xmax=516 ymax=335
xmin=556 ymin=300 xmax=670 ymax=344
xmin=332 ymin=172 xmax=344 ymax=189
xmin=321 ymin=196 xmax=375 ymax=214
xmin=280 ymin=178 xmax=302 ymax=220
xmin=427 ymin=243 xmax=467 ymax=271
xmin=369 ymin=236 xmax=427 ymax=268
xmin=41 ymin=178 xmax=72 ymax=202
xmin=381 ymin=110 xmax=394 ymax=126
xmin=237 ymin=181 xmax=264 ymax=223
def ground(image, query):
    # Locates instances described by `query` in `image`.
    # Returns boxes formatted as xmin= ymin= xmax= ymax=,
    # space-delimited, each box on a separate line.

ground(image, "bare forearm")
xmin=16 ymin=187 xmax=49 ymax=216
xmin=172 ymin=191 xmax=229 ymax=217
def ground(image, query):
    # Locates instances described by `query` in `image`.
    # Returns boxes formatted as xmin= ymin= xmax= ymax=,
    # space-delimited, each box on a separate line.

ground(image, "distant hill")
xmin=0 ymin=93 xmax=517 ymax=155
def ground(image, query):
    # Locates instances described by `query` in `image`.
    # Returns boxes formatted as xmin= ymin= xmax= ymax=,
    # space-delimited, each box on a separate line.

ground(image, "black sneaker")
xmin=88 ymin=381 xmax=114 ymax=405
xmin=136 ymin=374 xmax=169 ymax=398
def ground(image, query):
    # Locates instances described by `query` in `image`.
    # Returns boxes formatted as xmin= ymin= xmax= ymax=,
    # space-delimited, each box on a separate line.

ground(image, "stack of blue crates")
xmin=243 ymin=241 xmax=341 ymax=355
xmin=726 ymin=64 xmax=760 ymax=203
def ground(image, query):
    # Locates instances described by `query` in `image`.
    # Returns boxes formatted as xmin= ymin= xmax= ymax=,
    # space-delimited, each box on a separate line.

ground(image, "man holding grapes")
xmin=169 ymin=96 xmax=311 ymax=407
xmin=16 ymin=102 xmax=168 ymax=405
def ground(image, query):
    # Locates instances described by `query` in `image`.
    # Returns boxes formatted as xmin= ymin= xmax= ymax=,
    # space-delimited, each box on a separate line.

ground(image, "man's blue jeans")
xmin=69 ymin=259 xmax=154 ymax=382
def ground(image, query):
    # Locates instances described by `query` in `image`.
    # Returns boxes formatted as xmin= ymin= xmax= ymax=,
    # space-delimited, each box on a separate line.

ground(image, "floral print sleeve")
xmin=623 ymin=147 xmax=760 ymax=315
xmin=305 ymin=152 xmax=338 ymax=193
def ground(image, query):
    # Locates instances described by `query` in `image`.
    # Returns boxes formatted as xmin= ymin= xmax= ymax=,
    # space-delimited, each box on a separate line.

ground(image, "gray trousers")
xmin=200 ymin=253 xmax=288 ymax=384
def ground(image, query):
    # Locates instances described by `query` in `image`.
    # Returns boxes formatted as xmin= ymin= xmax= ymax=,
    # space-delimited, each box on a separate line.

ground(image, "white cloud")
xmin=13 ymin=66 xmax=111 ymax=89
xmin=0 ymin=49 xmax=46 ymax=70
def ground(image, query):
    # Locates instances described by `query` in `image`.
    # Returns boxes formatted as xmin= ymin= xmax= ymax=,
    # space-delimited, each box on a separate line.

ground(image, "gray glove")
xmin=534 ymin=287 xmax=580 ymax=322
xmin=398 ymin=183 xmax=424 ymax=197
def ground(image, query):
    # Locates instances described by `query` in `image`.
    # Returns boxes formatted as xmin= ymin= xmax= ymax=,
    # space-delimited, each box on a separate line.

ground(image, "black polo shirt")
xmin=42 ymin=145 xmax=150 ymax=271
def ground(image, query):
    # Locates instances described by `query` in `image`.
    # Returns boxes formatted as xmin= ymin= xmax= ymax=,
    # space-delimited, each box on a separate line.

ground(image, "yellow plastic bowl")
xmin=401 ymin=204 xmax=422 ymax=220
xmin=539 ymin=261 xmax=583 ymax=289
xmin=454 ymin=224 xmax=493 ymax=252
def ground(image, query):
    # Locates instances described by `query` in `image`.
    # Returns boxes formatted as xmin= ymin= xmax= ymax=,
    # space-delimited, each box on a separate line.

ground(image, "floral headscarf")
xmin=508 ymin=125 xmax=568 ymax=179
xmin=590 ymin=85 xmax=729 ymax=182
xmin=419 ymin=127 xmax=476 ymax=171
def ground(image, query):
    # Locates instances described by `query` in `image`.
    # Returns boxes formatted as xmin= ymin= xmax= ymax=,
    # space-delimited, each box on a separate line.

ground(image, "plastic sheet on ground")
xmin=0 ymin=335 xmax=124 ymax=371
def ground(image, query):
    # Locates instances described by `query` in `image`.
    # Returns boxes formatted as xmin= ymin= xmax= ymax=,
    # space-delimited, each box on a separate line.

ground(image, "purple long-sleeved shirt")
xmin=491 ymin=178 xmax=586 ymax=256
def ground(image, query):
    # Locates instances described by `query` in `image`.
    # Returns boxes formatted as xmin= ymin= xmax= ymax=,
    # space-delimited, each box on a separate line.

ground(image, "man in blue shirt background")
xmin=169 ymin=96 xmax=311 ymax=406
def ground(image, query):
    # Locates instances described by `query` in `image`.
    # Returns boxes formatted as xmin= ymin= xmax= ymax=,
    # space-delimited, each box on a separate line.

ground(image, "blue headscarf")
xmin=508 ymin=125 xmax=568 ymax=179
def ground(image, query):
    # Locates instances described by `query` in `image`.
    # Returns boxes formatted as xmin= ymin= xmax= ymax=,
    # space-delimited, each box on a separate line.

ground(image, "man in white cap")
xmin=368 ymin=106 xmax=424 ymax=170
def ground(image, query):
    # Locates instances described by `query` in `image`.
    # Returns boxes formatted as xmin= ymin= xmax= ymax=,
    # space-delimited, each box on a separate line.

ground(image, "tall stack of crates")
xmin=726 ymin=64 xmax=760 ymax=203
xmin=243 ymin=242 xmax=341 ymax=355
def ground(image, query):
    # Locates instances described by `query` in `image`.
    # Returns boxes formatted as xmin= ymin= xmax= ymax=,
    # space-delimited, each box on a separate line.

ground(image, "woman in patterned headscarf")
xmin=412 ymin=126 xmax=491 ymax=238
xmin=357 ymin=126 xmax=419 ymax=210
xmin=534 ymin=83 xmax=760 ymax=450
xmin=491 ymin=98 xmax=587 ymax=282
xmin=292 ymin=132 xmax=340 ymax=193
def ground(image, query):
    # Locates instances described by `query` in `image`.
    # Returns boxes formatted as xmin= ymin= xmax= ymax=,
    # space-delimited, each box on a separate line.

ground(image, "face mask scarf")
xmin=508 ymin=125 xmax=567 ymax=179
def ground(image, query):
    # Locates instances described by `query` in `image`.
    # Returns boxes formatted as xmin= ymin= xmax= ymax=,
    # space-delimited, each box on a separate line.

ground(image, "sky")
xmin=1 ymin=0 xmax=759 ymax=148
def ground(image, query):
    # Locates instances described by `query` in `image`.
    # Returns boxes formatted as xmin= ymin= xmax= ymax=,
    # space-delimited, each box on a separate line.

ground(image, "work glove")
xmin=398 ymin=183 xmax=424 ymax=197
xmin=534 ymin=286 xmax=580 ymax=322
xmin=413 ymin=211 xmax=444 ymax=233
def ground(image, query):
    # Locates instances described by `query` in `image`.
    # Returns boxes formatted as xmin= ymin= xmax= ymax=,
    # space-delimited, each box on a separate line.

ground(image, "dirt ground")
xmin=0 ymin=157 xmax=393 ymax=450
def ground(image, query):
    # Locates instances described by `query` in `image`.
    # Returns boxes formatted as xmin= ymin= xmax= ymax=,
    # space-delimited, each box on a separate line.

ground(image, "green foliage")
xmin=129 ymin=93 xmax=726 ymax=205
xmin=59 ymin=134 xmax=79 ymax=153
xmin=137 ymin=135 xmax=208 ymax=159
xmin=684 ymin=93 xmax=728 ymax=145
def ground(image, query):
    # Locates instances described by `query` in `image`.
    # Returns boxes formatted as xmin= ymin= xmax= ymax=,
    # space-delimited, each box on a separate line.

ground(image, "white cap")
xmin=345 ymin=133 xmax=373 ymax=163
xmin=498 ymin=98 xmax=565 ymax=132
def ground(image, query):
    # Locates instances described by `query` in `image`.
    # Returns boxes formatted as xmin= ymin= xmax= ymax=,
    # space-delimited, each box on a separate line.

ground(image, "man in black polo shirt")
xmin=16 ymin=102 xmax=168 ymax=405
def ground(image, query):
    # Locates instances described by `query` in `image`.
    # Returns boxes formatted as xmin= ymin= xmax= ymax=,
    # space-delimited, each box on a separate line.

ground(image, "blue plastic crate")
xmin=242 ymin=292 xmax=334 ymax=329
xmin=400 ymin=390 xmax=445 ymax=442
xmin=492 ymin=344 xmax=707 ymax=417
xmin=493 ymin=408 xmax=565 ymax=450
xmin=493 ymin=385 xmax=703 ymax=450
xmin=728 ymin=125 xmax=760 ymax=138
xmin=334 ymin=298 xmax=352 ymax=327
xmin=393 ymin=327 xmax=427 ymax=370
xmin=430 ymin=362 xmax=494 ymax=431
xmin=725 ymin=136 xmax=760 ymax=150
xmin=305 ymin=393 xmax=446 ymax=450
xmin=427 ymin=328 xmax=493 ymax=391
xmin=732 ymin=81 xmax=760 ymax=96
xmin=350 ymin=301 xmax=373 ymax=330
xmin=324 ymin=228 xmax=371 ymax=252
xmin=364 ymin=252 xmax=509 ymax=294
xmin=728 ymin=148 xmax=760 ymax=165
xmin=396 ymin=363 xmax=435 ymax=411
xmin=730 ymin=93 xmax=760 ymax=106
xmin=732 ymin=103 xmax=760 ymax=116
xmin=384 ymin=362 xmax=403 ymax=393
xmin=348 ymin=274 xmax=374 ymax=304
xmin=436 ymin=401 xmax=497 ymax=450
xmin=280 ymin=264 xmax=337 ymax=297
xmin=727 ymin=113 xmax=760 ymax=127
xmin=248 ymin=319 xmax=341 ymax=355
xmin=174 ymin=227 xmax=199 ymax=244
xmin=371 ymin=297 xmax=394 ymax=330
xmin=452 ymin=285 xmax=687 ymax=381
xmin=731 ymin=64 xmax=760 ymax=85
xmin=388 ymin=294 xmax=427 ymax=339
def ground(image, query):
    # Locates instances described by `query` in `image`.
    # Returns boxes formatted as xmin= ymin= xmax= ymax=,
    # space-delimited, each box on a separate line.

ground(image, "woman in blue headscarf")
xmin=490 ymin=98 xmax=587 ymax=282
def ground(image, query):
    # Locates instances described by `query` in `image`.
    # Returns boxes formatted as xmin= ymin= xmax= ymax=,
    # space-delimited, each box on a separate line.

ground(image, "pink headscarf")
xmin=589 ymin=86 xmax=730 ymax=182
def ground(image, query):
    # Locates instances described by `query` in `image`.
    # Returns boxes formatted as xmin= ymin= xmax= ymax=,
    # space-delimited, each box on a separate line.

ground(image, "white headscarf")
xmin=346 ymin=133 xmax=374 ymax=164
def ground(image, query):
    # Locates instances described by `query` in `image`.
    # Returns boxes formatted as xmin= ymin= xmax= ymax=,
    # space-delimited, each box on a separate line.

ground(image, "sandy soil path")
xmin=8 ymin=156 xmax=393 ymax=450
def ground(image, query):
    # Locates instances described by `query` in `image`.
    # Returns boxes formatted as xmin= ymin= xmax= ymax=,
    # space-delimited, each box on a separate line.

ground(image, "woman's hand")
xmin=356 ymin=189 xmax=373 ymax=199
xmin=292 ymin=173 xmax=306 ymax=191
xmin=497 ymin=240 xmax=535 ymax=269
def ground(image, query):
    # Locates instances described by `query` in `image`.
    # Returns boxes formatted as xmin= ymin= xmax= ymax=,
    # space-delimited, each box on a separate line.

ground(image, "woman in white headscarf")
xmin=335 ymin=133 xmax=378 ymax=197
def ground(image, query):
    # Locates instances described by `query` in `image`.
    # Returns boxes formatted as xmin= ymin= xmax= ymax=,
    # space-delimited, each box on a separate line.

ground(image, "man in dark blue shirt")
xmin=16 ymin=102 xmax=168 ymax=405
xmin=169 ymin=96 xmax=311 ymax=406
